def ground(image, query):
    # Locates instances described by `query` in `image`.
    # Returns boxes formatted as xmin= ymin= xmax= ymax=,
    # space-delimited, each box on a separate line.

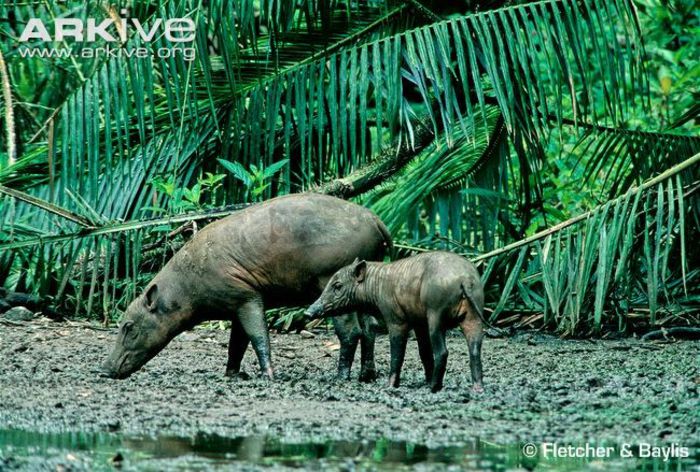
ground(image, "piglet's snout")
xmin=305 ymin=302 xmax=323 ymax=319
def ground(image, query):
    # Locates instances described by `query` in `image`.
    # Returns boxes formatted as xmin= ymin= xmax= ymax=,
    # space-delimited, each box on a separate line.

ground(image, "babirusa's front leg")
xmin=237 ymin=297 xmax=273 ymax=379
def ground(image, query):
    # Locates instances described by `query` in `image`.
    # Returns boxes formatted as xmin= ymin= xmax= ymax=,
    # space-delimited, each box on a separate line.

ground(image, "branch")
xmin=0 ymin=203 xmax=252 ymax=251
xmin=0 ymin=185 xmax=94 ymax=228
xmin=313 ymin=115 xmax=436 ymax=198
xmin=0 ymin=48 xmax=15 ymax=165
xmin=641 ymin=327 xmax=700 ymax=341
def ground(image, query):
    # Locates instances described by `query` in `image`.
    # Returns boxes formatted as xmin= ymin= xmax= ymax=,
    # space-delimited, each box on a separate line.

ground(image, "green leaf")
xmin=262 ymin=159 xmax=290 ymax=179
xmin=218 ymin=159 xmax=254 ymax=187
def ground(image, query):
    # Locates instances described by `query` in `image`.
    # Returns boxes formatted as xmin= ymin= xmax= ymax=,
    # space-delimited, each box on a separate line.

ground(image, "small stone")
xmin=107 ymin=420 xmax=120 ymax=432
xmin=3 ymin=306 xmax=35 ymax=321
xmin=110 ymin=452 xmax=124 ymax=467
xmin=300 ymin=330 xmax=315 ymax=339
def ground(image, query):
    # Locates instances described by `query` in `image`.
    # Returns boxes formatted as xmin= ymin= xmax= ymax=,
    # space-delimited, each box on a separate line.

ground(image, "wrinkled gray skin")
xmin=101 ymin=194 xmax=391 ymax=381
xmin=306 ymin=252 xmax=485 ymax=393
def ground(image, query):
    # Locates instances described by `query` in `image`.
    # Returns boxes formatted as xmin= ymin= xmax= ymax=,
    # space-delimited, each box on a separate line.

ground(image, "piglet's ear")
xmin=353 ymin=260 xmax=367 ymax=283
xmin=144 ymin=284 xmax=159 ymax=312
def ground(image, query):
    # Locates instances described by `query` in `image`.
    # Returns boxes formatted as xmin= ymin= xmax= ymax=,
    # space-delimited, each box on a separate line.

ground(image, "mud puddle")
xmin=2 ymin=428 xmax=697 ymax=471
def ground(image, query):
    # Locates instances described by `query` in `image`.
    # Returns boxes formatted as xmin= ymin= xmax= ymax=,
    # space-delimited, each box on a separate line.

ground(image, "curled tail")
xmin=460 ymin=282 xmax=501 ymax=333
xmin=374 ymin=216 xmax=393 ymax=251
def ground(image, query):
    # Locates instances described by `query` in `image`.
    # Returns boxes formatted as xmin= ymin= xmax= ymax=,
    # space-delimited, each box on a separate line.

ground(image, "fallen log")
xmin=641 ymin=327 xmax=700 ymax=341
xmin=0 ymin=288 xmax=62 ymax=319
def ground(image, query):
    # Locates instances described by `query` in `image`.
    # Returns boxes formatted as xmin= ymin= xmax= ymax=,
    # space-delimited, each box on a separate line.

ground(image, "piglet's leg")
xmin=387 ymin=324 xmax=409 ymax=388
xmin=461 ymin=317 xmax=484 ymax=393
xmin=414 ymin=323 xmax=434 ymax=383
xmin=428 ymin=311 xmax=448 ymax=393
xmin=358 ymin=315 xmax=378 ymax=383
xmin=332 ymin=313 xmax=361 ymax=380
xmin=237 ymin=297 xmax=274 ymax=380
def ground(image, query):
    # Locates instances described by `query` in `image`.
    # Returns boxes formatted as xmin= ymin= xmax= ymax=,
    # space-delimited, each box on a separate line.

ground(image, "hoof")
xmin=358 ymin=369 xmax=377 ymax=383
xmin=336 ymin=369 xmax=352 ymax=381
xmin=262 ymin=367 xmax=274 ymax=380
xmin=387 ymin=374 xmax=400 ymax=388
xmin=471 ymin=383 xmax=484 ymax=394
xmin=430 ymin=383 xmax=444 ymax=393
xmin=225 ymin=370 xmax=251 ymax=381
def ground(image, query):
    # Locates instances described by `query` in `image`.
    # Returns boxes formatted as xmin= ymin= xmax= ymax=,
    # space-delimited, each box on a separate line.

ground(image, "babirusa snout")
xmin=98 ymin=359 xmax=124 ymax=379
xmin=305 ymin=301 xmax=324 ymax=319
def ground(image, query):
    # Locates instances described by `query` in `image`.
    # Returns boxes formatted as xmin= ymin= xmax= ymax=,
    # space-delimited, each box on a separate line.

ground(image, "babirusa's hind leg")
xmin=225 ymin=316 xmax=250 ymax=379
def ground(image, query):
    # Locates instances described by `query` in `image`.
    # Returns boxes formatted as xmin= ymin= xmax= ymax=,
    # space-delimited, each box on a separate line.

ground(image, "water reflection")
xmin=120 ymin=433 xmax=491 ymax=467
xmin=0 ymin=429 xmax=697 ymax=471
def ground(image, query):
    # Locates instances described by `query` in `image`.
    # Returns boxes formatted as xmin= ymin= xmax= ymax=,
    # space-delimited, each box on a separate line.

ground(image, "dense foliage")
xmin=0 ymin=0 xmax=697 ymax=335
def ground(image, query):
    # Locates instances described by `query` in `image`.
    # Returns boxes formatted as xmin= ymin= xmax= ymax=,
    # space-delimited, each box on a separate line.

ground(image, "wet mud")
xmin=0 ymin=319 xmax=698 ymax=469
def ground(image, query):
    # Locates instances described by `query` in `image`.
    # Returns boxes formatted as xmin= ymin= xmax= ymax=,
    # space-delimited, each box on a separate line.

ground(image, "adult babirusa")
xmin=101 ymin=194 xmax=392 ymax=381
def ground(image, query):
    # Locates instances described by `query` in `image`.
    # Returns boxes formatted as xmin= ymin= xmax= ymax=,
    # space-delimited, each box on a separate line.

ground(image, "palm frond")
xmin=569 ymin=120 xmax=700 ymax=198
xmin=0 ymin=0 xmax=422 ymax=239
xmin=0 ymin=0 xmax=672 ymax=331
xmin=231 ymin=0 xmax=646 ymax=177
xmin=364 ymin=105 xmax=502 ymax=233
xmin=398 ymin=152 xmax=700 ymax=333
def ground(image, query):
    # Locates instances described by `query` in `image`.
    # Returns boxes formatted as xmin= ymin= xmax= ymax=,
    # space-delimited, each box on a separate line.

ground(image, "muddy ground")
xmin=0 ymin=318 xmax=698 ymax=448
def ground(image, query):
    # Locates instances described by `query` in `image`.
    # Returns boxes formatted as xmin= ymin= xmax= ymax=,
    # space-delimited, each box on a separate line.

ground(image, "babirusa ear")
xmin=144 ymin=284 xmax=158 ymax=312
xmin=353 ymin=260 xmax=367 ymax=283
